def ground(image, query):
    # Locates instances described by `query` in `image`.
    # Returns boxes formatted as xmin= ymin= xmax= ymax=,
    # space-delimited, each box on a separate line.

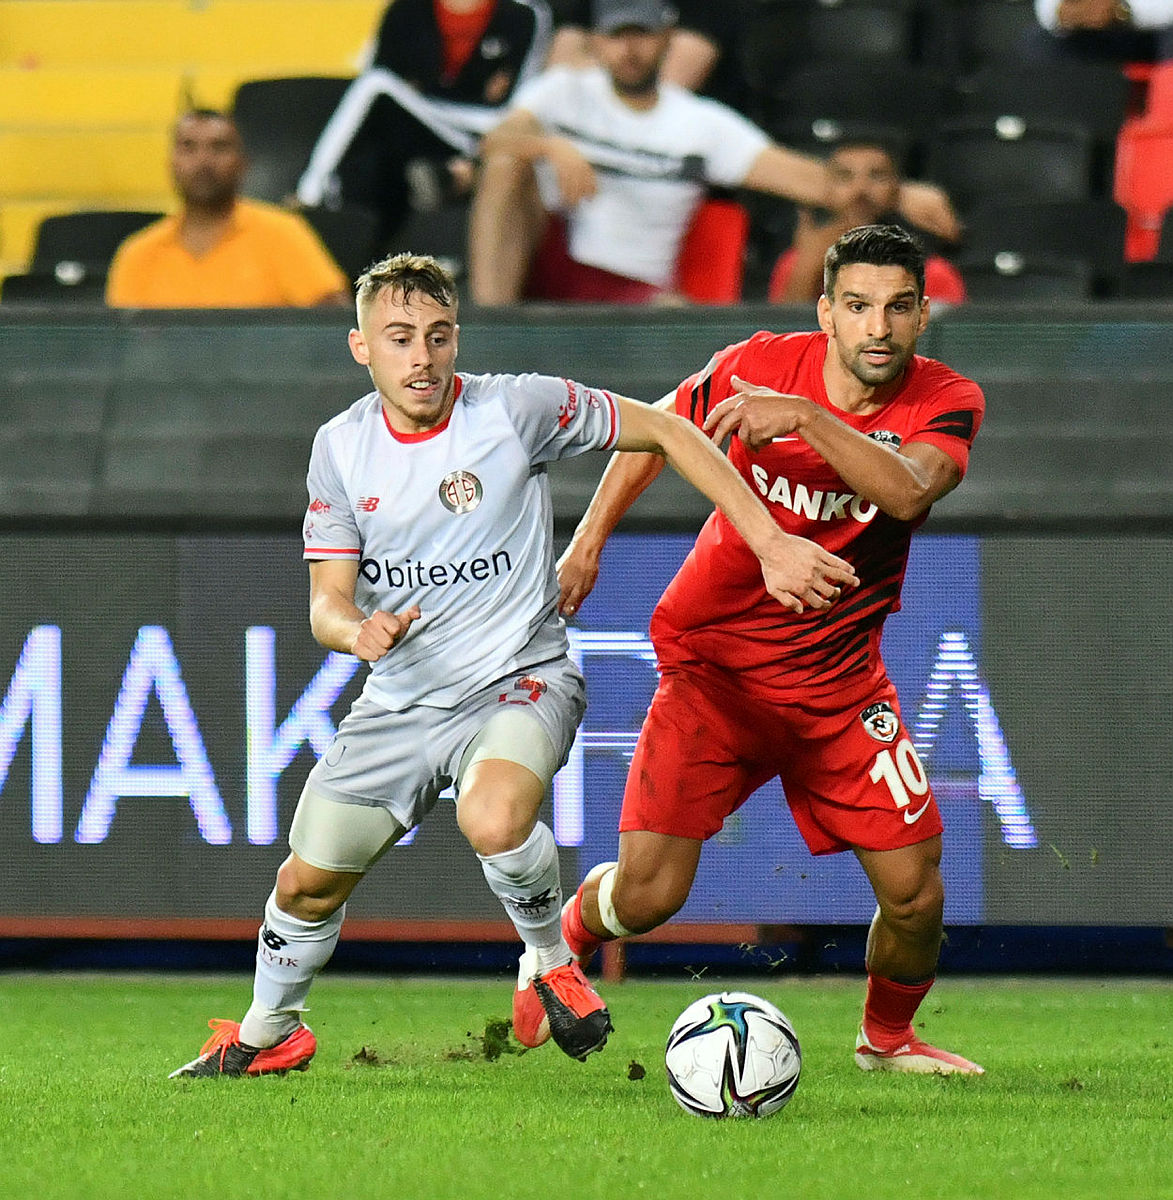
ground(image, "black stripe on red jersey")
xmin=688 ymin=374 xmax=713 ymax=426
xmin=925 ymin=410 xmax=976 ymax=440
xmin=815 ymin=578 xmax=903 ymax=630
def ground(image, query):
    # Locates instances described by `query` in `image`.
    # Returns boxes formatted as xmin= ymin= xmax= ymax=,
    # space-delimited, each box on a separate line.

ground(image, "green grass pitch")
xmin=3 ymin=974 xmax=1171 ymax=1200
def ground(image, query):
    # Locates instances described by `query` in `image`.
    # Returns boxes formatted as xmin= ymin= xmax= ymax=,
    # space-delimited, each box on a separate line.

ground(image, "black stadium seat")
xmin=739 ymin=0 xmax=919 ymax=93
xmin=960 ymin=198 xmax=1128 ymax=296
xmin=29 ymin=209 xmax=163 ymax=282
xmin=924 ymin=119 xmax=1096 ymax=211
xmin=956 ymin=252 xmax=1095 ymax=300
xmin=232 ymin=76 xmax=353 ymax=202
xmin=919 ymin=0 xmax=1041 ymax=75
xmin=762 ymin=62 xmax=951 ymax=164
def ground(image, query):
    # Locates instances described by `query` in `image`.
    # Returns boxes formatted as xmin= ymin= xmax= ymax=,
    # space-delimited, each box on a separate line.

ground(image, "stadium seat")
xmin=739 ymin=0 xmax=919 ymax=94
xmin=675 ymin=198 xmax=750 ymax=304
xmin=0 ymin=0 xmax=379 ymax=72
xmin=924 ymin=120 xmax=1096 ymax=212
xmin=0 ymin=271 xmax=107 ymax=305
xmin=29 ymin=210 xmax=164 ymax=278
xmin=231 ymin=76 xmax=354 ymax=203
xmin=1113 ymin=122 xmax=1173 ymax=259
xmin=959 ymin=199 xmax=1127 ymax=296
xmin=1112 ymin=260 xmax=1173 ymax=298
xmin=1136 ymin=60 xmax=1173 ymax=122
xmin=956 ymin=253 xmax=1095 ymax=300
xmin=761 ymin=62 xmax=951 ymax=165
xmin=299 ymin=203 xmax=381 ymax=282
xmin=918 ymin=0 xmax=1040 ymax=75
xmin=952 ymin=60 xmax=1132 ymax=146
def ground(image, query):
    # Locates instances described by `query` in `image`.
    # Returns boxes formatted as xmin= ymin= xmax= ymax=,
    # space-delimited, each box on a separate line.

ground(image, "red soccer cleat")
xmin=854 ymin=1025 xmax=984 ymax=1075
xmin=512 ymin=951 xmax=612 ymax=1061
xmin=169 ymin=1018 xmax=316 ymax=1078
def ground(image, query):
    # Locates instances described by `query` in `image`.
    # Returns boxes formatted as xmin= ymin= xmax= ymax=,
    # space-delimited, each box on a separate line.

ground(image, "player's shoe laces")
xmin=512 ymin=950 xmax=613 ymax=1061
xmin=854 ymin=1025 xmax=984 ymax=1075
xmin=560 ymin=860 xmax=617 ymax=964
xmin=168 ymin=1018 xmax=317 ymax=1078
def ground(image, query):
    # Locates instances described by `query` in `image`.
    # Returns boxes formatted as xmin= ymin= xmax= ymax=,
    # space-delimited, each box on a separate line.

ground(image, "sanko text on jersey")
xmin=749 ymin=466 xmax=880 ymax=524
xmin=358 ymin=549 xmax=514 ymax=590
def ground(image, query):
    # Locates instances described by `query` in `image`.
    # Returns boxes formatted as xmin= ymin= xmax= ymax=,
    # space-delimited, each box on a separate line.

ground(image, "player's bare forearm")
xmin=706 ymin=378 xmax=961 ymax=521
xmin=615 ymin=396 xmax=859 ymax=610
xmin=308 ymin=559 xmax=419 ymax=660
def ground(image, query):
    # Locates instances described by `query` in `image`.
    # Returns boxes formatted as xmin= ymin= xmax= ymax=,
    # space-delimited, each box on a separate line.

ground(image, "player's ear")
xmin=452 ymin=323 xmax=459 ymax=360
xmin=816 ymin=293 xmax=834 ymax=335
xmin=917 ymin=296 xmax=930 ymax=335
xmin=348 ymin=326 xmax=369 ymax=366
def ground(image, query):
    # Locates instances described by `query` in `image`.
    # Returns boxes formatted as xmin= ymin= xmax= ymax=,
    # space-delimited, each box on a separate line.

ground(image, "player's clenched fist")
xmin=350 ymin=606 xmax=421 ymax=661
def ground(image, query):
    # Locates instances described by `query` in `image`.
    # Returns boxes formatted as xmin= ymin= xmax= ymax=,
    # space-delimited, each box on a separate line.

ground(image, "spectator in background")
xmin=545 ymin=0 xmax=750 ymax=113
xmin=469 ymin=0 xmax=959 ymax=306
xmin=296 ymin=0 xmax=552 ymax=247
xmin=107 ymin=110 xmax=348 ymax=308
xmin=1030 ymin=0 xmax=1173 ymax=62
xmin=769 ymin=141 xmax=967 ymax=309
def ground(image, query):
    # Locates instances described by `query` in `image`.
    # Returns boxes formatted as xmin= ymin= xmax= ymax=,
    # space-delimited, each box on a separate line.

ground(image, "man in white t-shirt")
xmin=170 ymin=252 xmax=859 ymax=1078
xmin=469 ymin=0 xmax=961 ymax=306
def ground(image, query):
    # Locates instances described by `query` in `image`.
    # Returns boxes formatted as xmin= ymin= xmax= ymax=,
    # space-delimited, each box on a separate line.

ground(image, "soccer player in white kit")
xmin=171 ymin=252 xmax=858 ymax=1076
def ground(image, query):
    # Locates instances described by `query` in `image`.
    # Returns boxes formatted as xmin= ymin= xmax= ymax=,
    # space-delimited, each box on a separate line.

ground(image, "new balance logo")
xmin=357 ymin=496 xmax=380 ymax=512
xmin=261 ymin=926 xmax=288 ymax=951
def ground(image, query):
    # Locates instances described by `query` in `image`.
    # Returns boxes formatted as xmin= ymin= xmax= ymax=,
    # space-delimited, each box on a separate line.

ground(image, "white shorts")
xmin=288 ymin=657 xmax=586 ymax=872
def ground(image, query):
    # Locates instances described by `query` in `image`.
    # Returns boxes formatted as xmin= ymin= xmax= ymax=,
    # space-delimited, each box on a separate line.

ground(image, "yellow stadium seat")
xmin=0 ymin=0 xmax=380 ymax=71
xmin=0 ymin=128 xmax=173 ymax=201
xmin=0 ymin=67 xmax=187 ymax=126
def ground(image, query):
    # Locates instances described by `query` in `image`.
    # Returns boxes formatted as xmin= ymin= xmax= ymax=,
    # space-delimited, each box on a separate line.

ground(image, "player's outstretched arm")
xmin=706 ymin=376 xmax=963 ymax=522
xmin=614 ymin=395 xmax=859 ymax=613
xmin=557 ymin=443 xmax=667 ymax=615
xmin=308 ymin=558 xmax=421 ymax=661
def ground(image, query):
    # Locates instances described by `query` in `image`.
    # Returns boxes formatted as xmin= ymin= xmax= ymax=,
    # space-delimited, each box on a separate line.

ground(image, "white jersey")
xmin=302 ymin=371 xmax=620 ymax=710
xmin=509 ymin=66 xmax=770 ymax=287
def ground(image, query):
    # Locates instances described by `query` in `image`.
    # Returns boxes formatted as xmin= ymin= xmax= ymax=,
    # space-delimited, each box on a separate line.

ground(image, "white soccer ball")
xmin=664 ymin=991 xmax=801 ymax=1119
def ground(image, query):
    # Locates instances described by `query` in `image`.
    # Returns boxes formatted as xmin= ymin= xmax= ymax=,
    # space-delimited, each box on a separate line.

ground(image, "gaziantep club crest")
xmin=860 ymin=701 xmax=900 ymax=743
xmin=438 ymin=469 xmax=483 ymax=514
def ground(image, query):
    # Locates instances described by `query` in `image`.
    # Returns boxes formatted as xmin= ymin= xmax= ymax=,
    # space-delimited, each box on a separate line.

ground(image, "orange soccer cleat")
xmin=512 ymin=951 xmax=612 ymax=1061
xmin=169 ymin=1018 xmax=317 ymax=1078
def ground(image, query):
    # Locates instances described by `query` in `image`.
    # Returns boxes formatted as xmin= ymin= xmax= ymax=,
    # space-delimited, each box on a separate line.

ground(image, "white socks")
xmin=478 ymin=822 xmax=571 ymax=975
xmin=239 ymin=888 xmax=345 ymax=1048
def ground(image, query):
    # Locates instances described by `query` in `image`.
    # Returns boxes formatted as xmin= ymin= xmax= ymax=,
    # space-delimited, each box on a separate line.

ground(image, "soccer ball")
xmin=664 ymin=991 xmax=801 ymax=1119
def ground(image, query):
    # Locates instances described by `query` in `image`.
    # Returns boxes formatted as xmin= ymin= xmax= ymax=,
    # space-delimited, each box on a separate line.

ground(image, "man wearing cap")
xmin=468 ymin=0 xmax=959 ymax=305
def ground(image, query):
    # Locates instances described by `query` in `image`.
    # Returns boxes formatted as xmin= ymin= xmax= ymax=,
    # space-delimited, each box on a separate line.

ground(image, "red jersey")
xmin=652 ymin=330 xmax=985 ymax=702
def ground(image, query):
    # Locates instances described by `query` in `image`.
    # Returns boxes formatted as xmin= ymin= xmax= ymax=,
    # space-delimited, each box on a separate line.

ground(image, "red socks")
xmin=563 ymin=888 xmax=606 ymax=958
xmin=862 ymin=974 xmax=934 ymax=1049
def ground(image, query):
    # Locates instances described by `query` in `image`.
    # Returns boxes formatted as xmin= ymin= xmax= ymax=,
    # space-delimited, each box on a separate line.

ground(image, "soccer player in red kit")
xmin=558 ymin=224 xmax=986 ymax=1074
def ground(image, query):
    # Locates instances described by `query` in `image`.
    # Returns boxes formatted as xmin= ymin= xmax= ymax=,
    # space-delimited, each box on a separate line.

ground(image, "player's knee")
xmin=457 ymin=807 xmax=529 ymax=858
xmin=612 ymin=875 xmax=688 ymax=935
xmin=275 ymin=858 xmax=348 ymax=923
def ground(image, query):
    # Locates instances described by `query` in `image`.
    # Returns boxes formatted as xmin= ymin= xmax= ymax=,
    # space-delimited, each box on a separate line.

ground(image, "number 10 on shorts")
xmin=868 ymin=738 xmax=931 ymax=819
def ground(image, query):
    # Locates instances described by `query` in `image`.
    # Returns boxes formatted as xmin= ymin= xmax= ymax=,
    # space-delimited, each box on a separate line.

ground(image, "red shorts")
xmin=524 ymin=217 xmax=663 ymax=304
xmin=620 ymin=663 xmax=943 ymax=855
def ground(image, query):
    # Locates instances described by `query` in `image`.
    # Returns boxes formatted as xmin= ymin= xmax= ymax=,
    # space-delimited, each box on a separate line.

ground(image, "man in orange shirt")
xmin=107 ymin=110 xmax=349 ymax=308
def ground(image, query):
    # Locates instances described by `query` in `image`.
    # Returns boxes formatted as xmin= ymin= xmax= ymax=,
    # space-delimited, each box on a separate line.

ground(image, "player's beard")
xmin=846 ymin=340 xmax=913 ymax=387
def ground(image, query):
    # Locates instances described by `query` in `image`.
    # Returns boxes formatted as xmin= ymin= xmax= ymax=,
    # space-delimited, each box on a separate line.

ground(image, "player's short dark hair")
xmin=823 ymin=224 xmax=926 ymax=300
xmin=355 ymin=252 xmax=459 ymax=315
